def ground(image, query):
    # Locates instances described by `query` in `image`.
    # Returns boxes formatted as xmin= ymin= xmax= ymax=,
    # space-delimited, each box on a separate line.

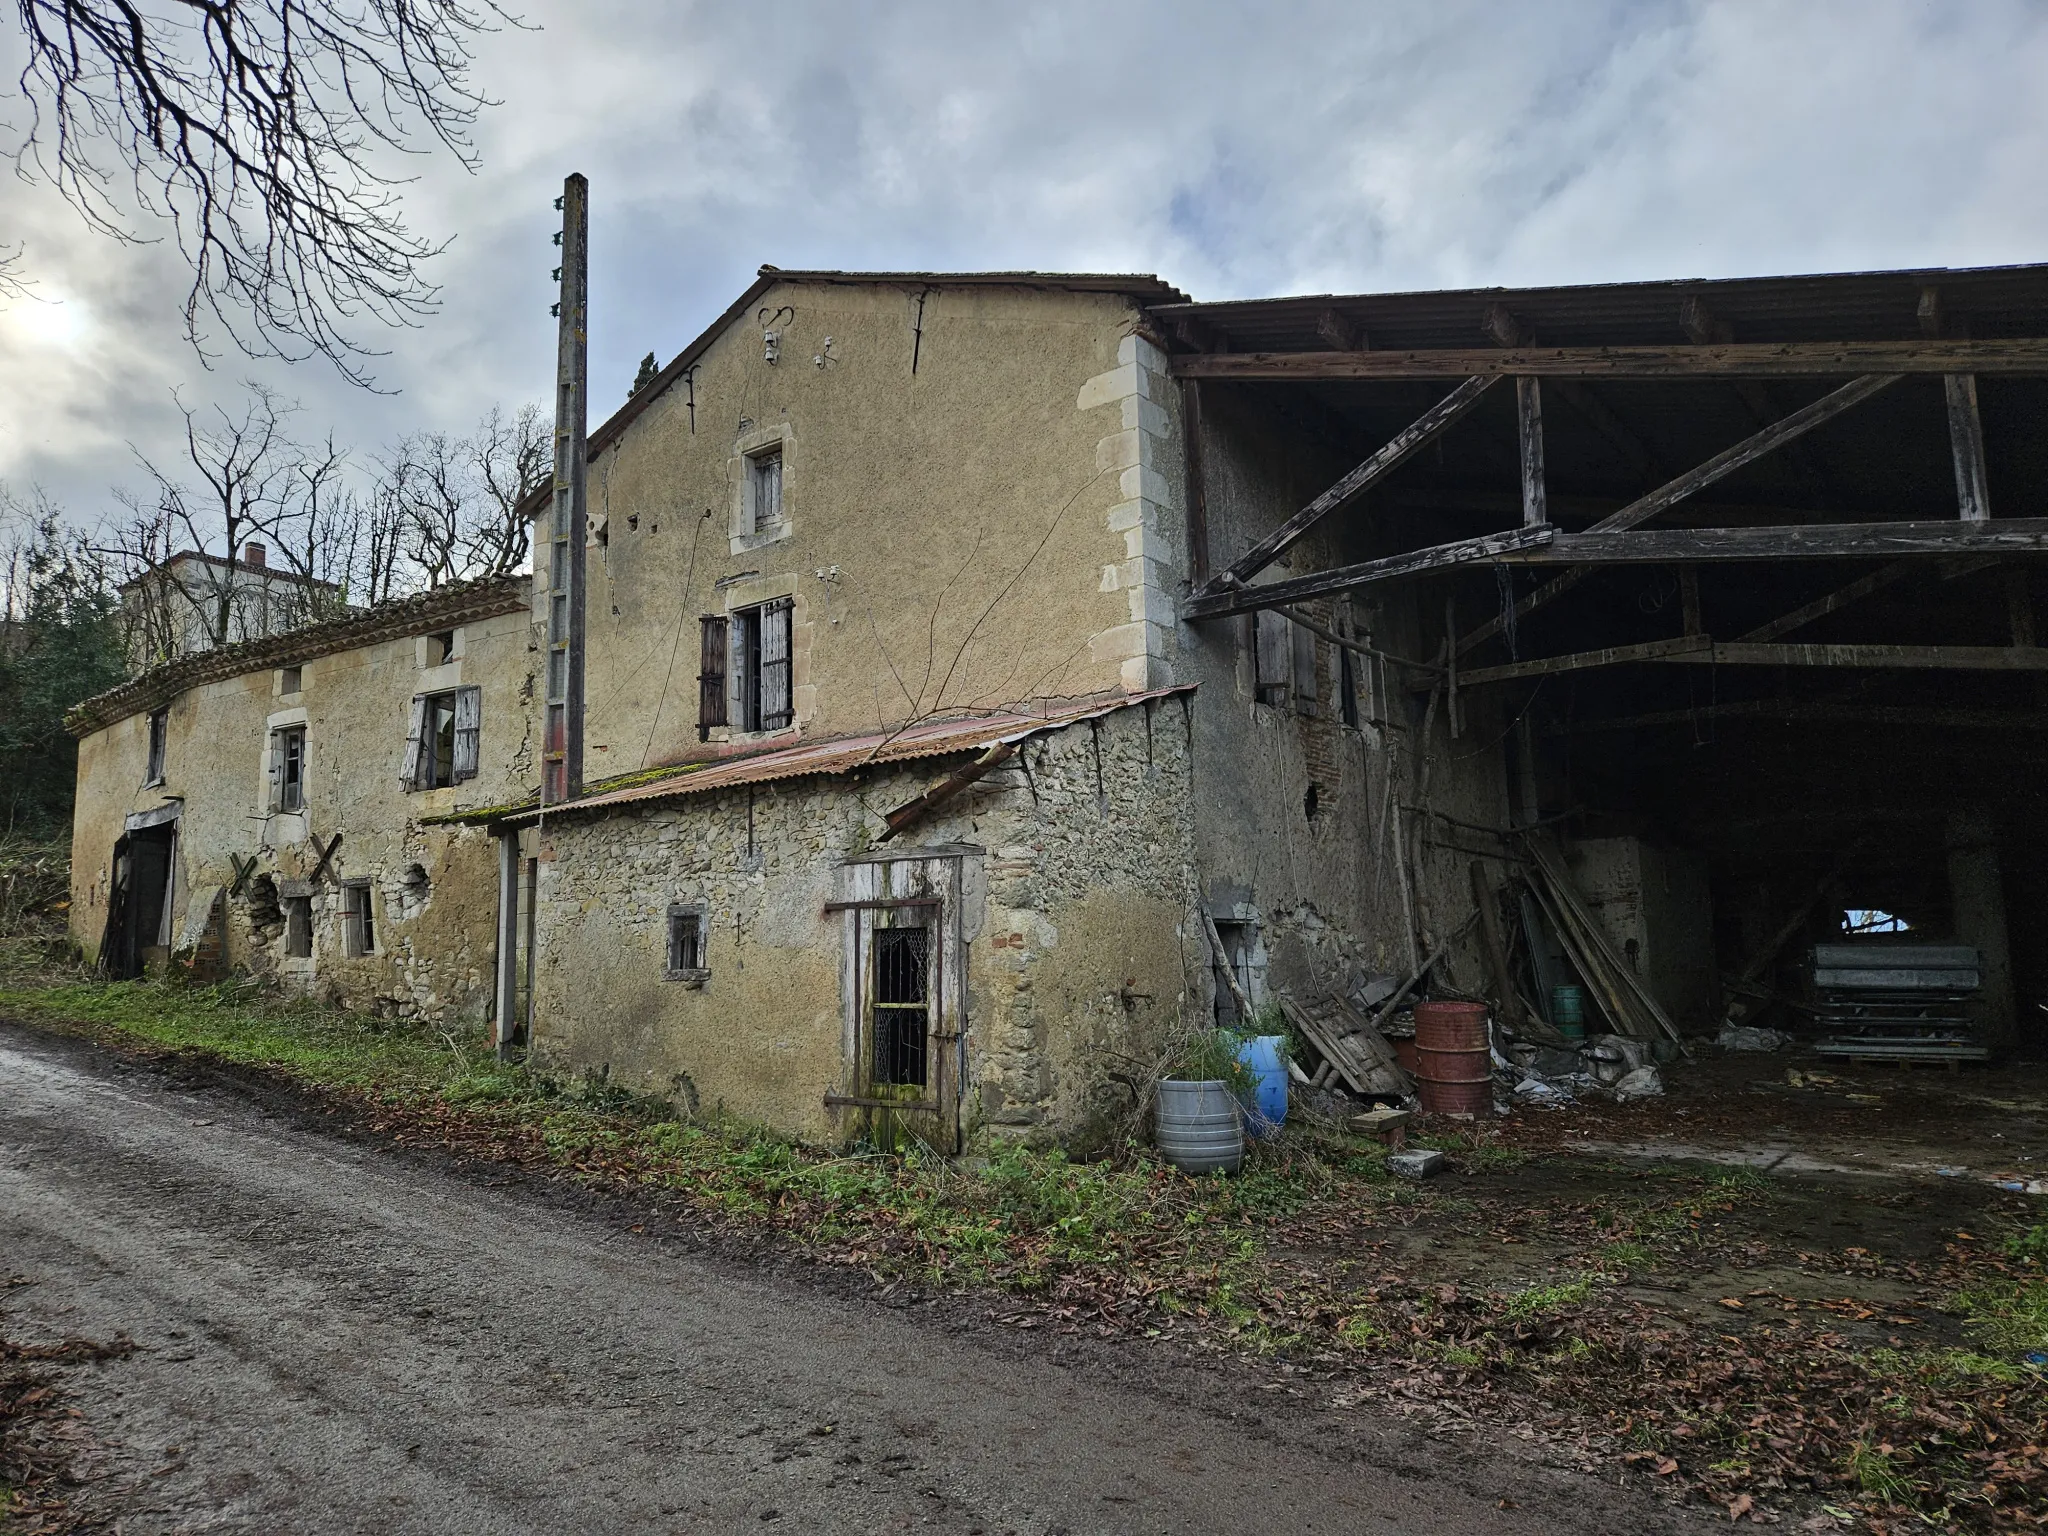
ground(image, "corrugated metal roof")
xmin=1150 ymin=262 xmax=2048 ymax=353
xmin=503 ymin=686 xmax=1195 ymax=824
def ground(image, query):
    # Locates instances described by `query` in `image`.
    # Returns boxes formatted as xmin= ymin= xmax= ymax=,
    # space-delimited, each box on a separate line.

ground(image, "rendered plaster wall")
xmin=69 ymin=604 xmax=537 ymax=1022
xmin=1568 ymin=837 xmax=1717 ymax=1030
xmin=539 ymin=281 xmax=1182 ymax=786
xmin=1173 ymin=386 xmax=1515 ymax=1011
xmin=525 ymin=698 xmax=1197 ymax=1147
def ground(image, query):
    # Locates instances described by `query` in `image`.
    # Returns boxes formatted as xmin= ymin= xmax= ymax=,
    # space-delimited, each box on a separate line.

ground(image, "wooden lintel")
xmin=1169 ymin=339 xmax=2048 ymax=380
xmin=1500 ymin=518 xmax=2048 ymax=567
xmin=1196 ymin=375 xmax=1500 ymax=596
xmin=1183 ymin=527 xmax=1557 ymax=621
xmin=1445 ymin=638 xmax=2048 ymax=690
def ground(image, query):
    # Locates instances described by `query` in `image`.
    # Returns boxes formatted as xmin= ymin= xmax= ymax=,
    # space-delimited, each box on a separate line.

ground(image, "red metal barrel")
xmin=1413 ymin=1001 xmax=1493 ymax=1118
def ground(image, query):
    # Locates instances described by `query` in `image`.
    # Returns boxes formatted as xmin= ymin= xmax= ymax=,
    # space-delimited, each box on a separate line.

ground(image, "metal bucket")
xmin=1413 ymin=1001 xmax=1494 ymax=1118
xmin=1155 ymin=1079 xmax=1244 ymax=1175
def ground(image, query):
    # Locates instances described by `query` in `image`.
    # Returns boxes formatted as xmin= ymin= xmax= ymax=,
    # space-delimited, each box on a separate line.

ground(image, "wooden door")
xmin=833 ymin=854 xmax=964 ymax=1153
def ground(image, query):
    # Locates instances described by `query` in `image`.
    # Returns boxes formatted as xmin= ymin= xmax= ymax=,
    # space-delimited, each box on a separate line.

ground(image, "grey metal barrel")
xmin=1155 ymin=1079 xmax=1244 ymax=1175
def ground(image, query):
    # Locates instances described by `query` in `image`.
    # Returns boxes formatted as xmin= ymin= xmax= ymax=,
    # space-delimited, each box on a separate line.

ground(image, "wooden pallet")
xmin=1282 ymin=994 xmax=1413 ymax=1098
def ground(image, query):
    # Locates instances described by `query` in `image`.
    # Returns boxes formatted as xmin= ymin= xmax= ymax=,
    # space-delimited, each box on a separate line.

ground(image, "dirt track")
xmin=0 ymin=1020 xmax=1717 ymax=1534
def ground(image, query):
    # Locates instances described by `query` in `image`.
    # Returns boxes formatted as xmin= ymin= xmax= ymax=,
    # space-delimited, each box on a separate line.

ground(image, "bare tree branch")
xmin=11 ymin=0 xmax=516 ymax=385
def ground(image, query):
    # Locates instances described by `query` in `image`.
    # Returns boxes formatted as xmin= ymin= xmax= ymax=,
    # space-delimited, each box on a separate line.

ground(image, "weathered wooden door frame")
xmin=828 ymin=849 xmax=970 ymax=1153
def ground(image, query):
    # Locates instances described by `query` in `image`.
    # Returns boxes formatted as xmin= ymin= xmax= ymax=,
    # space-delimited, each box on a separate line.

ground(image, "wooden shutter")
xmin=758 ymin=598 xmax=793 ymax=730
xmin=266 ymin=731 xmax=284 ymax=811
xmin=401 ymin=695 xmax=428 ymax=789
xmin=1291 ymin=617 xmax=1319 ymax=715
xmin=452 ymin=686 xmax=482 ymax=781
xmin=697 ymin=616 xmax=729 ymax=737
xmin=1254 ymin=610 xmax=1290 ymax=704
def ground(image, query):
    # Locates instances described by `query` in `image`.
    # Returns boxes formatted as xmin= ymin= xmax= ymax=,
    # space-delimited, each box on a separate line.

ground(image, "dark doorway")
xmin=104 ymin=825 xmax=175 ymax=979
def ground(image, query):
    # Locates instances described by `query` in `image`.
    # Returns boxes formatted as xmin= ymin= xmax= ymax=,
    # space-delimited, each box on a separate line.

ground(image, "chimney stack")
xmin=243 ymin=541 xmax=267 ymax=568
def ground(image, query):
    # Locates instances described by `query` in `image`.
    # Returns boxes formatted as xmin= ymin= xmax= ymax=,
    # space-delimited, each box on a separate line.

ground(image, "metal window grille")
xmin=871 ymin=927 xmax=930 ymax=1088
xmin=667 ymin=908 xmax=705 ymax=973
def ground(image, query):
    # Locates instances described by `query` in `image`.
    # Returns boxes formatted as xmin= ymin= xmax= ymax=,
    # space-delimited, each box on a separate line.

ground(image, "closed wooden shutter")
xmin=401 ymin=695 xmax=428 ymax=789
xmin=697 ymin=616 xmax=729 ymax=737
xmin=452 ymin=686 xmax=482 ymax=781
xmin=1254 ymin=610 xmax=1291 ymax=705
xmin=758 ymin=598 xmax=793 ymax=730
xmin=1291 ymin=616 xmax=1319 ymax=715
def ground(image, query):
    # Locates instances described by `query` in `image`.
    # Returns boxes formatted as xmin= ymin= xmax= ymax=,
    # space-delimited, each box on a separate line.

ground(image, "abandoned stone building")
xmin=69 ymin=256 xmax=2048 ymax=1151
xmin=69 ymin=577 xmax=533 ymax=1016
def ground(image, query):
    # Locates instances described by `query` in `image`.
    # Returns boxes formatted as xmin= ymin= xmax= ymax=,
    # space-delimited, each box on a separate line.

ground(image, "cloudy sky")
xmin=4 ymin=0 xmax=2047 ymax=530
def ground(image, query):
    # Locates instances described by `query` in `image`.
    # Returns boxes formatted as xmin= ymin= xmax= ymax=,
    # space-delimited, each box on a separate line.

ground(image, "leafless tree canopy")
xmin=103 ymin=385 xmax=547 ymax=662
xmin=12 ymin=0 xmax=511 ymax=383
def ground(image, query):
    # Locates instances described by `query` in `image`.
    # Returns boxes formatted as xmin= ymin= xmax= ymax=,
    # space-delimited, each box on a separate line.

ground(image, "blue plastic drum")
xmin=1235 ymin=1034 xmax=1289 ymax=1141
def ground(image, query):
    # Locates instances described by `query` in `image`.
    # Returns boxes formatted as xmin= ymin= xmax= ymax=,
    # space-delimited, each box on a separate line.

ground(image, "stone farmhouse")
xmin=70 ymin=257 xmax=2048 ymax=1151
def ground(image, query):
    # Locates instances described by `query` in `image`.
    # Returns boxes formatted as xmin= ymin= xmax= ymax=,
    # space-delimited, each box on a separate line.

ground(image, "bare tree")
xmin=371 ymin=402 xmax=546 ymax=590
xmin=121 ymin=383 xmax=306 ymax=654
xmin=10 ymin=0 xmax=513 ymax=384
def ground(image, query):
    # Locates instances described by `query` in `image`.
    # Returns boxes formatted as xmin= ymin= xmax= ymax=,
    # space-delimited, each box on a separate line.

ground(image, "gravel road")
xmin=0 ymin=1021 xmax=1713 ymax=1534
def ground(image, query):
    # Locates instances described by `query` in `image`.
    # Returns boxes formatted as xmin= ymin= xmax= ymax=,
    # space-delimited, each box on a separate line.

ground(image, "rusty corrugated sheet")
xmin=505 ymin=686 xmax=1195 ymax=824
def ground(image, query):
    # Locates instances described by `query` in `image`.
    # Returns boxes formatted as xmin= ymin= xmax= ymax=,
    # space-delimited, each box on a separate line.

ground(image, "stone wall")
xmin=70 ymin=592 xmax=536 ymax=1024
xmin=525 ymin=695 xmax=1198 ymax=1147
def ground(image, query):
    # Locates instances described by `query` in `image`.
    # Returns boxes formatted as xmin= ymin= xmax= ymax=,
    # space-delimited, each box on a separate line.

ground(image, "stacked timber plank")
xmin=1517 ymin=832 xmax=1684 ymax=1047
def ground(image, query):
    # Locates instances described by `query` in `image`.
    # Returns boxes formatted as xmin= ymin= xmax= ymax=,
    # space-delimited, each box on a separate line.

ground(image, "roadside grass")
xmin=3 ymin=953 xmax=2043 ymax=1530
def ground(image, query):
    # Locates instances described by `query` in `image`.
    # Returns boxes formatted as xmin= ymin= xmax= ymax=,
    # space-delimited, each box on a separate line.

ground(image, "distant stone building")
xmin=119 ymin=542 xmax=343 ymax=667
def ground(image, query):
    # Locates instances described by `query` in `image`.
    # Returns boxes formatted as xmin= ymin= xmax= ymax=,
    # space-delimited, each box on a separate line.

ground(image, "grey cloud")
xmin=4 ymin=0 xmax=2045 ymax=532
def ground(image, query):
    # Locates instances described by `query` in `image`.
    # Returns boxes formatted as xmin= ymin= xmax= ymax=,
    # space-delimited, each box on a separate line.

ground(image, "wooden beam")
xmin=1583 ymin=374 xmax=1901 ymax=533
xmin=1501 ymin=518 xmax=2048 ymax=566
xmin=1945 ymin=374 xmax=1992 ymax=521
xmin=1680 ymin=568 xmax=1702 ymax=636
xmin=880 ymin=743 xmax=1018 ymax=840
xmin=1451 ymin=374 xmax=1898 ymax=657
xmin=1517 ymin=377 xmax=1547 ymax=527
xmin=1683 ymin=295 xmax=1834 ymax=505
xmin=1196 ymin=375 xmax=1500 ymax=596
xmin=1168 ymin=338 xmax=2048 ymax=381
xmin=1737 ymin=560 xmax=1917 ymax=642
xmin=1451 ymin=638 xmax=2048 ymax=688
xmin=1548 ymin=699 xmax=2048 ymax=736
xmin=1183 ymin=527 xmax=1557 ymax=620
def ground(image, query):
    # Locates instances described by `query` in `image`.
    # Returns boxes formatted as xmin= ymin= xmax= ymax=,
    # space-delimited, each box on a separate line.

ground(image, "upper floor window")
xmin=145 ymin=707 xmax=169 ymax=786
xmin=279 ymin=665 xmax=303 ymax=695
xmin=746 ymin=445 xmax=784 ymax=536
xmin=697 ymin=598 xmax=793 ymax=738
xmin=403 ymin=686 xmax=481 ymax=790
xmin=1251 ymin=610 xmax=1318 ymax=715
xmin=271 ymin=725 xmax=307 ymax=813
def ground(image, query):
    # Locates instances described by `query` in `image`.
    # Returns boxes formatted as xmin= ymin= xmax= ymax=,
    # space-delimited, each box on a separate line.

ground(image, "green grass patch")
xmin=1502 ymin=1274 xmax=1595 ymax=1320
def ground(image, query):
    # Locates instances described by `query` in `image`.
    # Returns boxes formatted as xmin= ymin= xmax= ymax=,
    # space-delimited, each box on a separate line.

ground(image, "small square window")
xmin=343 ymin=882 xmax=376 ymax=957
xmin=746 ymin=445 xmax=783 ymax=535
xmin=279 ymin=665 xmax=303 ymax=695
xmin=666 ymin=904 xmax=708 ymax=982
xmin=145 ymin=707 xmax=169 ymax=786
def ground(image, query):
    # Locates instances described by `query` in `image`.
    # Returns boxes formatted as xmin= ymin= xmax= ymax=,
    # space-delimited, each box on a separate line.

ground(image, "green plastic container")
xmin=1551 ymin=984 xmax=1587 ymax=1039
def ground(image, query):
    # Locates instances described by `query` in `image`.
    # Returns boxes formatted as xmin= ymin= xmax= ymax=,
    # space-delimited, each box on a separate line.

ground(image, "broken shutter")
xmin=452 ymin=686 xmax=482 ymax=781
xmin=697 ymin=616 xmax=730 ymax=737
xmin=1254 ymin=610 xmax=1291 ymax=705
xmin=401 ymin=694 xmax=428 ymax=790
xmin=267 ymin=731 xmax=284 ymax=811
xmin=759 ymin=598 xmax=793 ymax=731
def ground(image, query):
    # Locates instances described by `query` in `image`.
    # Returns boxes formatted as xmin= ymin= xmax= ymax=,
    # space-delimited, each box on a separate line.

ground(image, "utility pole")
xmin=543 ymin=173 xmax=589 ymax=804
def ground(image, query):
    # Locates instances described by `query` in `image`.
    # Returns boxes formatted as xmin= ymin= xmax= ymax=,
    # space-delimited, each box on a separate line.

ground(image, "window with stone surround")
xmin=666 ymin=903 xmax=708 ymax=984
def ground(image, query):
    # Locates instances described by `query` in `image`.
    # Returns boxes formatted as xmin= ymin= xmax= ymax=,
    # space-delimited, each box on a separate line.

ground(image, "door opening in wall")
xmin=1211 ymin=918 xmax=1262 ymax=1028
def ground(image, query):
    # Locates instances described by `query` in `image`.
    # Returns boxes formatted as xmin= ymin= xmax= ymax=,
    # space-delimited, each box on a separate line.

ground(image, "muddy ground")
xmin=2 ymin=1013 xmax=2042 ymax=1532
